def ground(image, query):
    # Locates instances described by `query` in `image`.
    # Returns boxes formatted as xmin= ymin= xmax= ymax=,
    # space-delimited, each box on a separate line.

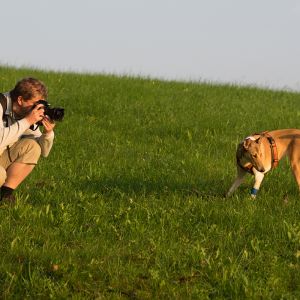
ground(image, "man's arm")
xmin=22 ymin=116 xmax=55 ymax=158
xmin=36 ymin=131 xmax=54 ymax=157
xmin=0 ymin=105 xmax=31 ymax=150
xmin=0 ymin=103 xmax=47 ymax=154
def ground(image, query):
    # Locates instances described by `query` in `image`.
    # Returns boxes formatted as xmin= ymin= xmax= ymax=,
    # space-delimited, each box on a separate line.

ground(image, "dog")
xmin=226 ymin=129 xmax=300 ymax=198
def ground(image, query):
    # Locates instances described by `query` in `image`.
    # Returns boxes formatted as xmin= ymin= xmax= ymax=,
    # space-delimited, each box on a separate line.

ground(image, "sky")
xmin=1 ymin=0 xmax=300 ymax=91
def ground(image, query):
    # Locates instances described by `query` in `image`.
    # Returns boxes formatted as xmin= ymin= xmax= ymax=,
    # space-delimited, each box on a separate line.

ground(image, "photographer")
xmin=0 ymin=77 xmax=55 ymax=204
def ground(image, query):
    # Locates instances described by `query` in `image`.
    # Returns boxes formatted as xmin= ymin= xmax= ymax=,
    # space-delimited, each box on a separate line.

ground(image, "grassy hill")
xmin=1 ymin=65 xmax=300 ymax=298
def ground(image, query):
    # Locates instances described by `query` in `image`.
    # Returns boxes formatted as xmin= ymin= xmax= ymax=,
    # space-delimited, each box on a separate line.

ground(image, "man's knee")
xmin=24 ymin=139 xmax=41 ymax=156
xmin=0 ymin=166 xmax=7 ymax=187
xmin=14 ymin=139 xmax=42 ymax=164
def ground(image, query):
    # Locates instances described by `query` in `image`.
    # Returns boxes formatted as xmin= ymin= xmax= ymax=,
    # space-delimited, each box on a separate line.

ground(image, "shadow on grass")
xmin=77 ymin=175 xmax=227 ymax=200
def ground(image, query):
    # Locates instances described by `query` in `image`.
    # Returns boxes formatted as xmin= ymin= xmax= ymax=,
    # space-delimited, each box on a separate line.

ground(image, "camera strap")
xmin=30 ymin=124 xmax=39 ymax=131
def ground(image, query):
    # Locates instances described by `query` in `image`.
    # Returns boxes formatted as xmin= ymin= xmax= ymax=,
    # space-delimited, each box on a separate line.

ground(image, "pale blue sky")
xmin=1 ymin=0 xmax=300 ymax=91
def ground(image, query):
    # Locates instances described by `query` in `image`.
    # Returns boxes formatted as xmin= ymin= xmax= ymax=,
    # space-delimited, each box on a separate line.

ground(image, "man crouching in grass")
xmin=0 ymin=77 xmax=55 ymax=204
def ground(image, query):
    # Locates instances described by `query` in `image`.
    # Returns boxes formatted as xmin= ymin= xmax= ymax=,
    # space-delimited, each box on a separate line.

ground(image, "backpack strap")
xmin=0 ymin=93 xmax=7 ymax=118
xmin=0 ymin=93 xmax=13 ymax=162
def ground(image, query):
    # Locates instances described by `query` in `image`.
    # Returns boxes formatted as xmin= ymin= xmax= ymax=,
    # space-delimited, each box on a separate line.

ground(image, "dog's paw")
xmin=250 ymin=188 xmax=258 ymax=199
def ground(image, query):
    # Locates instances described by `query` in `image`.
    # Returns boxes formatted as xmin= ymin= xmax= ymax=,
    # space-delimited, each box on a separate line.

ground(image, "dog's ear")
xmin=243 ymin=139 xmax=252 ymax=150
xmin=255 ymin=137 xmax=262 ymax=144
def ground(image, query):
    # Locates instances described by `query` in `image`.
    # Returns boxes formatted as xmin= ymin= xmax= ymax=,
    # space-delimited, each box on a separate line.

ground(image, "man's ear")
xmin=17 ymin=96 xmax=23 ymax=105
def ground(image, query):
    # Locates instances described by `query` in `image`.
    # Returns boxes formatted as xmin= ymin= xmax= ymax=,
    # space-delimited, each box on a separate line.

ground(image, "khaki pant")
xmin=0 ymin=138 xmax=41 ymax=186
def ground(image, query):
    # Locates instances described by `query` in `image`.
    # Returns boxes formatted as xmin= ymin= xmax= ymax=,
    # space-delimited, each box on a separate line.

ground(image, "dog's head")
xmin=238 ymin=137 xmax=265 ymax=172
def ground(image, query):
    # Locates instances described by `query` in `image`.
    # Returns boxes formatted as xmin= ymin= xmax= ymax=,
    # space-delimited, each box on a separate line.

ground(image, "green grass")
xmin=1 ymin=65 xmax=300 ymax=298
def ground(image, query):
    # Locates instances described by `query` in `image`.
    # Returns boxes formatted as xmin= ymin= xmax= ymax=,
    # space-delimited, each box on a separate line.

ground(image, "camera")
xmin=34 ymin=100 xmax=65 ymax=122
xmin=30 ymin=100 xmax=64 ymax=130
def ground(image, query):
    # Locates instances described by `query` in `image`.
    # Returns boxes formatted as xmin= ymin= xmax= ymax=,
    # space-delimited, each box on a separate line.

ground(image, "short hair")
xmin=10 ymin=77 xmax=48 ymax=102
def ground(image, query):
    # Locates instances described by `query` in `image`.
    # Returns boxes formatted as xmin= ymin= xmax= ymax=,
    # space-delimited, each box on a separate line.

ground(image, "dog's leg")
xmin=288 ymin=141 xmax=300 ymax=192
xmin=226 ymin=166 xmax=247 ymax=197
xmin=251 ymin=168 xmax=265 ymax=198
xmin=290 ymin=160 xmax=300 ymax=192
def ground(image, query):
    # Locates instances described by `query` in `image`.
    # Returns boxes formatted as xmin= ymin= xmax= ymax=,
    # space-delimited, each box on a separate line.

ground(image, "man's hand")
xmin=25 ymin=104 xmax=45 ymax=125
xmin=42 ymin=116 xmax=56 ymax=134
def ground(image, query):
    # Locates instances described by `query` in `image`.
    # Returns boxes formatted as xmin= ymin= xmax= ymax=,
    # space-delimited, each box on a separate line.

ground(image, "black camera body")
xmin=35 ymin=100 xmax=65 ymax=122
xmin=29 ymin=100 xmax=64 ymax=130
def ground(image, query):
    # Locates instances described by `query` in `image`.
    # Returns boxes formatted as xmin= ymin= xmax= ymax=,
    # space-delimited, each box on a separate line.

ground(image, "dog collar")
xmin=265 ymin=134 xmax=279 ymax=169
xmin=254 ymin=131 xmax=279 ymax=169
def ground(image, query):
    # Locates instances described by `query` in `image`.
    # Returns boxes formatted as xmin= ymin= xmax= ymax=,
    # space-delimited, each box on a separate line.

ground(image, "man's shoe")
xmin=0 ymin=194 xmax=16 ymax=206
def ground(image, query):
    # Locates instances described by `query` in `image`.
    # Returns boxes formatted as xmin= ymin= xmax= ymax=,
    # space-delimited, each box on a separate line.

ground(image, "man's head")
xmin=10 ymin=77 xmax=48 ymax=117
xmin=10 ymin=77 xmax=48 ymax=102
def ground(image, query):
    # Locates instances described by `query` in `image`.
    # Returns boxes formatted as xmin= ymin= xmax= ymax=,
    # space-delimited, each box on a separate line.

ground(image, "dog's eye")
xmin=252 ymin=154 xmax=258 ymax=158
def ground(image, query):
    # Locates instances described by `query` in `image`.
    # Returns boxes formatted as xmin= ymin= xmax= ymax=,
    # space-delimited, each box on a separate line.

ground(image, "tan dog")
xmin=226 ymin=129 xmax=300 ymax=198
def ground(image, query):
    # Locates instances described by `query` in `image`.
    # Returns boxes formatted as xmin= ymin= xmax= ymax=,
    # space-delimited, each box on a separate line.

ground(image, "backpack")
xmin=0 ymin=93 xmax=7 ymax=119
